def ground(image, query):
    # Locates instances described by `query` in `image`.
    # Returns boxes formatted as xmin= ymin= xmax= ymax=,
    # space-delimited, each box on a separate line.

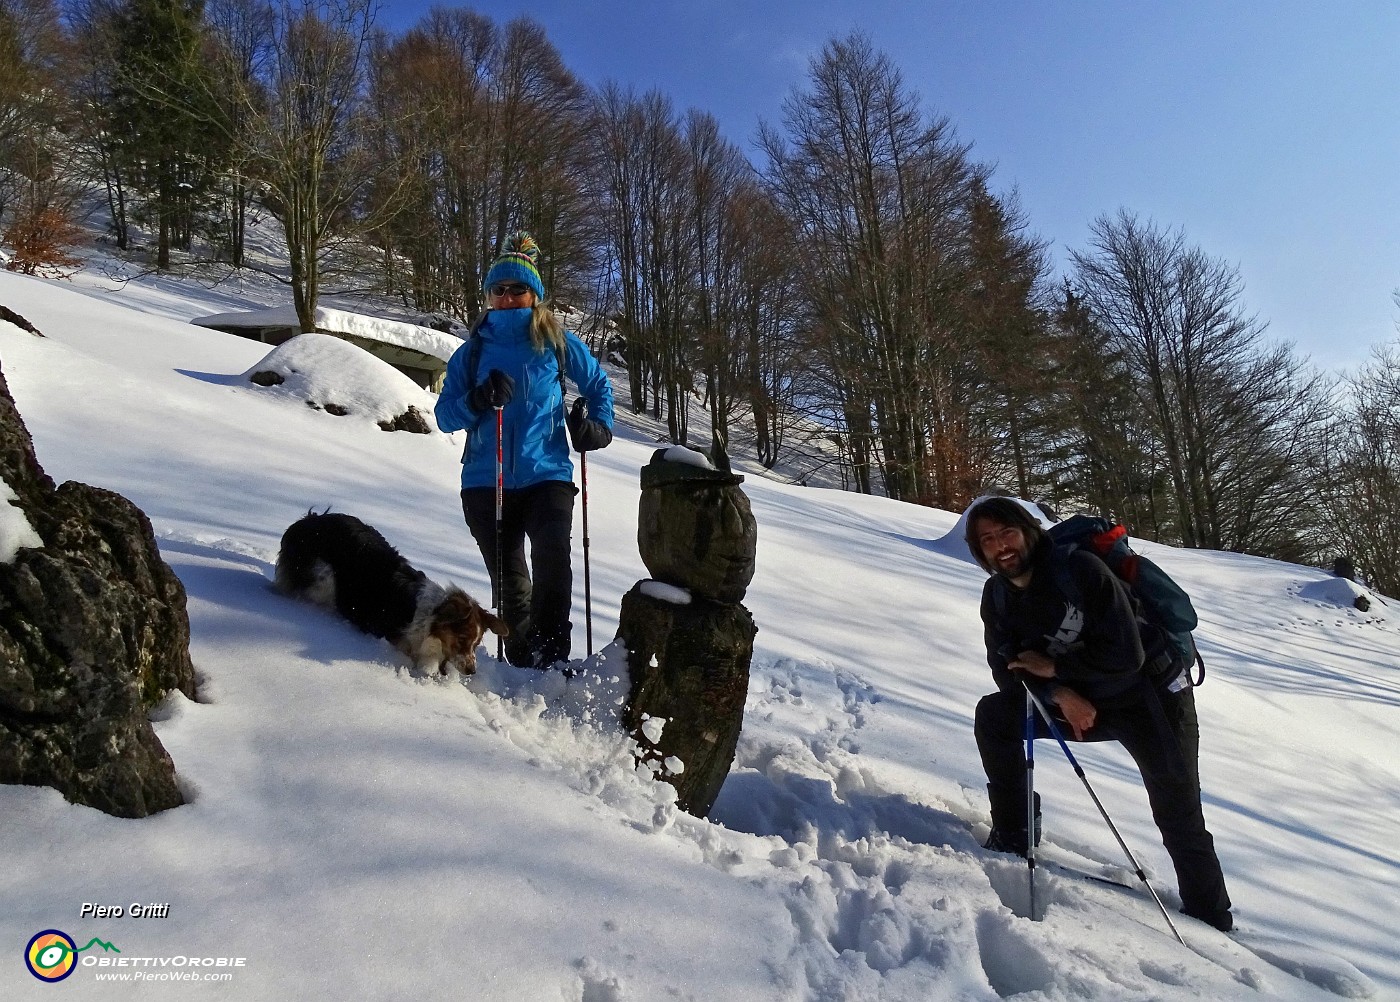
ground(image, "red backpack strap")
xmin=1089 ymin=524 xmax=1127 ymax=556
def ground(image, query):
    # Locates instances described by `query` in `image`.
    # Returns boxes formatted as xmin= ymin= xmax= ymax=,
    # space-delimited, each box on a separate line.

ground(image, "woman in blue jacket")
xmin=435 ymin=232 xmax=614 ymax=669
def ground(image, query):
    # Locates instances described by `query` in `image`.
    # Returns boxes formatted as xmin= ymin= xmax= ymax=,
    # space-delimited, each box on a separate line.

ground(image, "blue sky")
xmin=380 ymin=1 xmax=1400 ymax=372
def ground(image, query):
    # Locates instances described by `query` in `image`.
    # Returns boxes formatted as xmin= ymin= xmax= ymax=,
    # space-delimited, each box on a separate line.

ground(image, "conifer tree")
xmin=108 ymin=0 xmax=223 ymax=269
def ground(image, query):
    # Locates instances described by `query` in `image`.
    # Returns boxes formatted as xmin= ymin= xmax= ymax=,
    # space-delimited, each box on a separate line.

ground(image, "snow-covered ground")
xmin=1 ymin=263 xmax=1397 ymax=1000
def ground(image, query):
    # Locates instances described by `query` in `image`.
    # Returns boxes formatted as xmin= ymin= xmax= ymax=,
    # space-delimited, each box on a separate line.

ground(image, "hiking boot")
xmin=531 ymin=631 xmax=570 ymax=671
xmin=1184 ymin=907 xmax=1233 ymax=933
xmin=985 ymin=785 xmax=1042 ymax=856
xmin=983 ymin=827 xmax=1032 ymax=856
xmin=503 ymin=637 xmax=534 ymax=668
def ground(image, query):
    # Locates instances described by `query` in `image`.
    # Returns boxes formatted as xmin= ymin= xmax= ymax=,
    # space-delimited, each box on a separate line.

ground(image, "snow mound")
xmin=241 ymin=332 xmax=441 ymax=431
xmin=1297 ymin=576 xmax=1389 ymax=617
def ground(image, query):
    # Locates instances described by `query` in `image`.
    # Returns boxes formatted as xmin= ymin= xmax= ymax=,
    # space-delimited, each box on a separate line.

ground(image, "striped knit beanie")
xmin=484 ymin=231 xmax=546 ymax=302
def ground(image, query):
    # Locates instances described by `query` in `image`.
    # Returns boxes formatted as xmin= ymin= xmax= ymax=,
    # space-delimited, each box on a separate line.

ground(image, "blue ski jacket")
xmin=435 ymin=308 xmax=614 ymax=490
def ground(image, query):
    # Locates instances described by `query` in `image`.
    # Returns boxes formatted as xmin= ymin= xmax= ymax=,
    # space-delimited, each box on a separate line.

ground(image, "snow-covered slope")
xmin=1 ymin=267 xmax=1396 ymax=1000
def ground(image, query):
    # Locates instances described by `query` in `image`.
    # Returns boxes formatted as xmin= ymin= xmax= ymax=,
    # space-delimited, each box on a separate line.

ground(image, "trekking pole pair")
xmin=1021 ymin=681 xmax=1186 ymax=945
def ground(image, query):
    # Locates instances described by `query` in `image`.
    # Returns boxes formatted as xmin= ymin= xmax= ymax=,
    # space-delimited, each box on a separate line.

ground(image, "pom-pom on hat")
xmin=484 ymin=231 xmax=546 ymax=302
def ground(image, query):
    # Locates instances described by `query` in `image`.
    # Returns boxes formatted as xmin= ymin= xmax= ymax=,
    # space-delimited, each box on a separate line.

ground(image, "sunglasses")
xmin=488 ymin=283 xmax=532 ymax=298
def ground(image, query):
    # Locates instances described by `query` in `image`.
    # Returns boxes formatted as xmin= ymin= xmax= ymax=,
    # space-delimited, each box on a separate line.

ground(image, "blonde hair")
xmin=530 ymin=301 xmax=566 ymax=356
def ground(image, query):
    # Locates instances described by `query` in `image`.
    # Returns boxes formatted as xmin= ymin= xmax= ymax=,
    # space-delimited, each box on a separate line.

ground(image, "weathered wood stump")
xmin=618 ymin=585 xmax=756 ymax=816
xmin=637 ymin=451 xmax=756 ymax=603
xmin=619 ymin=448 xmax=758 ymax=817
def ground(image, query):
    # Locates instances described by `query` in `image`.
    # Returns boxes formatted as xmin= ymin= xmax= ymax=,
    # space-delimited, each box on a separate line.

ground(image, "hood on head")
xmin=964 ymin=496 xmax=1047 ymax=574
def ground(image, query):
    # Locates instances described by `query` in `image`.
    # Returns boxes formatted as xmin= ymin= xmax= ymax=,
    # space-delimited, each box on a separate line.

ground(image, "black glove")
xmin=567 ymin=396 xmax=613 ymax=452
xmin=469 ymin=369 xmax=514 ymax=411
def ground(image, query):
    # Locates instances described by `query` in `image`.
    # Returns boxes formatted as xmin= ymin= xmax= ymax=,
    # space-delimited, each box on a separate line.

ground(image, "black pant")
xmin=975 ymin=684 xmax=1231 ymax=920
xmin=461 ymin=480 xmax=576 ymax=667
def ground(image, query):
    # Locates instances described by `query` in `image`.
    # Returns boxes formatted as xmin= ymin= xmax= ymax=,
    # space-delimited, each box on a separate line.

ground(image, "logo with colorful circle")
xmin=25 ymin=929 xmax=120 ymax=983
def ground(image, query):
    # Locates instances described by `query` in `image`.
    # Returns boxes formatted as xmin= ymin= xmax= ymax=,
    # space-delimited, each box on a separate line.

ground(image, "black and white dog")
xmin=274 ymin=511 xmax=506 ymax=675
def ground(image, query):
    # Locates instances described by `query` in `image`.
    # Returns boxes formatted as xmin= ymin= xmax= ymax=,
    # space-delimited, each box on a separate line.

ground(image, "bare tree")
xmin=760 ymin=32 xmax=980 ymax=503
xmin=681 ymin=110 xmax=754 ymax=470
xmin=367 ymin=7 xmax=496 ymax=316
xmin=0 ymin=0 xmax=70 ymax=230
xmin=235 ymin=0 xmax=394 ymax=330
xmin=1070 ymin=211 xmax=1326 ymax=553
xmin=203 ymin=0 xmax=274 ymax=267
xmin=727 ymin=184 xmax=803 ymax=470
xmin=365 ymin=11 xmax=589 ymax=320
xmin=487 ymin=17 xmax=590 ymax=293
xmin=591 ymin=84 xmax=686 ymax=420
xmin=1311 ymin=343 xmax=1400 ymax=596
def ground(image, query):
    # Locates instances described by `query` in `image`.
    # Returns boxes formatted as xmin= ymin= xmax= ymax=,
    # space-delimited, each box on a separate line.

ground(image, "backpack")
xmin=1049 ymin=515 xmax=1205 ymax=689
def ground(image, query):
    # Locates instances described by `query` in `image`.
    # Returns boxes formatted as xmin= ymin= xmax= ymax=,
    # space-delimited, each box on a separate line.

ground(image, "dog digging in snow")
xmin=274 ymin=511 xmax=506 ymax=675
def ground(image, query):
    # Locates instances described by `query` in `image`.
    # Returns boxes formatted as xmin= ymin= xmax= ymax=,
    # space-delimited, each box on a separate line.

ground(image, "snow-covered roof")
xmin=191 ymin=304 xmax=462 ymax=363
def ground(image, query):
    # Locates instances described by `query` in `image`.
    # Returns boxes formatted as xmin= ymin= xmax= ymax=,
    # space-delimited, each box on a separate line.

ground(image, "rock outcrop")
xmin=0 ymin=357 xmax=195 ymax=817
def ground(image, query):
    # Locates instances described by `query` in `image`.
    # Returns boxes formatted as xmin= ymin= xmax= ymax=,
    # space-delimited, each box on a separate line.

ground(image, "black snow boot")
xmin=1183 ymin=906 xmax=1234 ymax=933
xmin=984 ymin=785 xmax=1041 ymax=857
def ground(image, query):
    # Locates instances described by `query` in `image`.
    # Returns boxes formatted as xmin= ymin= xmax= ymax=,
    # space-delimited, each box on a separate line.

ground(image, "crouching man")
xmin=965 ymin=496 xmax=1233 ymax=932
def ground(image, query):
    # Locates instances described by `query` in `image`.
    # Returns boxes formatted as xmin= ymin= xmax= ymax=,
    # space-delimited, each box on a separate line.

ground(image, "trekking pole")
xmin=1025 ymin=688 xmax=1039 ymax=921
xmin=580 ymin=450 xmax=593 ymax=657
xmin=494 ymin=405 xmax=504 ymax=662
xmin=1021 ymin=681 xmax=1186 ymax=945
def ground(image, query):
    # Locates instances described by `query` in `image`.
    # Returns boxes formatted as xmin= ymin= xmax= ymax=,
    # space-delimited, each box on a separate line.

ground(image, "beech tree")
xmin=591 ymin=84 xmax=687 ymax=420
xmin=683 ymin=110 xmax=753 ymax=470
xmin=728 ymin=184 xmax=803 ymax=470
xmin=203 ymin=0 xmax=274 ymax=267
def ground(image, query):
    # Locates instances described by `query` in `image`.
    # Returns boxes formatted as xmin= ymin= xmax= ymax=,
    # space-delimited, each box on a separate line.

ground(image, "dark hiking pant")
xmin=462 ymin=480 xmax=576 ymax=667
xmin=975 ymin=684 xmax=1231 ymax=922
